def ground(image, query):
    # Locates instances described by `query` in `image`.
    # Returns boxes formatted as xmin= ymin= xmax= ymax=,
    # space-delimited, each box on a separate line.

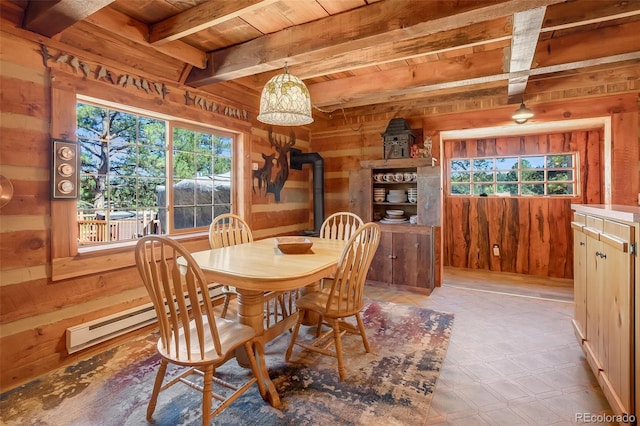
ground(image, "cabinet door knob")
xmin=579 ymin=241 xmax=585 ymax=246
xmin=388 ymin=255 xmax=397 ymax=259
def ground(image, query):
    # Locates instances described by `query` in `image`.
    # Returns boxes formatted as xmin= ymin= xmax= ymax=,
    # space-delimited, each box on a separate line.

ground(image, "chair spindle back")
xmin=135 ymin=236 xmax=221 ymax=361
xmin=209 ymin=214 xmax=253 ymax=249
xmin=325 ymin=222 xmax=381 ymax=316
xmin=320 ymin=212 xmax=364 ymax=241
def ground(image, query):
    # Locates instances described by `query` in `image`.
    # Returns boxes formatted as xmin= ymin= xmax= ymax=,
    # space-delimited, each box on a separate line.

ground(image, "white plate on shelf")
xmin=380 ymin=218 xmax=409 ymax=224
xmin=382 ymin=217 xmax=407 ymax=222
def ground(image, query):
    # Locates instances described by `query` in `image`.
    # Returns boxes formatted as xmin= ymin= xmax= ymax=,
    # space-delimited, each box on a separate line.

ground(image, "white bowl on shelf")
xmin=386 ymin=209 xmax=404 ymax=217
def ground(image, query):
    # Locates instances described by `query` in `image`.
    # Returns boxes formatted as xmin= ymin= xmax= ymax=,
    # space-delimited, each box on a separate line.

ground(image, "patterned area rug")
xmin=1 ymin=301 xmax=453 ymax=426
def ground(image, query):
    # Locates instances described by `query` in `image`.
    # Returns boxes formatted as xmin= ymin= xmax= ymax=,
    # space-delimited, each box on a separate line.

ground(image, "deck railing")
xmin=77 ymin=220 xmax=109 ymax=243
xmin=77 ymin=212 xmax=161 ymax=244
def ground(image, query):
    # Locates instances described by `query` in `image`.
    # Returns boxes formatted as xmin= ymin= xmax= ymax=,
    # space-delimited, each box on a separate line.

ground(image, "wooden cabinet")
xmin=571 ymin=205 xmax=638 ymax=421
xmin=572 ymin=216 xmax=587 ymax=343
xmin=349 ymin=158 xmax=441 ymax=294
xmin=368 ymin=227 xmax=434 ymax=293
xmin=349 ymin=158 xmax=440 ymax=226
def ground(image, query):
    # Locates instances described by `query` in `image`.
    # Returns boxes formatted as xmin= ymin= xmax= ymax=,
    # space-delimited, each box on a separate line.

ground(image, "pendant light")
xmin=257 ymin=63 xmax=313 ymax=126
xmin=512 ymin=102 xmax=534 ymax=124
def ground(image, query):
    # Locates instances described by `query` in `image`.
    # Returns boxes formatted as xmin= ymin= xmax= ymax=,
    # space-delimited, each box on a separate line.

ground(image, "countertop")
xmin=571 ymin=204 xmax=640 ymax=223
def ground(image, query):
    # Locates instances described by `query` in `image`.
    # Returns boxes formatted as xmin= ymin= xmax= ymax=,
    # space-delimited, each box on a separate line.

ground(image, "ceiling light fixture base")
xmin=512 ymin=102 xmax=534 ymax=124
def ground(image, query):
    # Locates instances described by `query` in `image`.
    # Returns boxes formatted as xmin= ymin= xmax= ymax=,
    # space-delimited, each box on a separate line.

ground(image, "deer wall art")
xmin=251 ymin=128 xmax=296 ymax=202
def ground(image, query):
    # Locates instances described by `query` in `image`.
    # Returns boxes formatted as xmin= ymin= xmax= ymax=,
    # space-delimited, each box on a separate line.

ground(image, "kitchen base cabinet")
xmin=571 ymin=205 xmax=638 ymax=423
xmin=367 ymin=226 xmax=434 ymax=294
xmin=572 ymin=219 xmax=587 ymax=344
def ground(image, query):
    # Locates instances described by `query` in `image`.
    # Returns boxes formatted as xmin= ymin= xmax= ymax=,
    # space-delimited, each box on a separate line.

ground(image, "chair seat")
xmin=158 ymin=316 xmax=255 ymax=364
xmin=295 ymin=289 xmax=363 ymax=319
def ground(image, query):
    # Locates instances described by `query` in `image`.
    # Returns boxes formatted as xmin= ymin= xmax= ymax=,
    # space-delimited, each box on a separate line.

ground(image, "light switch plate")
xmin=52 ymin=139 xmax=80 ymax=199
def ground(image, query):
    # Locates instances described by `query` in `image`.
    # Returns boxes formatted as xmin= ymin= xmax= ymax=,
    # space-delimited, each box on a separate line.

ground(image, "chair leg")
xmin=243 ymin=340 xmax=266 ymax=398
xmin=315 ymin=314 xmax=324 ymax=337
xmin=285 ymin=309 xmax=305 ymax=361
xmin=355 ymin=312 xmax=371 ymax=353
xmin=201 ymin=365 xmax=214 ymax=426
xmin=220 ymin=293 xmax=231 ymax=318
xmin=277 ymin=293 xmax=289 ymax=317
xmin=147 ymin=358 xmax=168 ymax=420
xmin=332 ymin=321 xmax=345 ymax=381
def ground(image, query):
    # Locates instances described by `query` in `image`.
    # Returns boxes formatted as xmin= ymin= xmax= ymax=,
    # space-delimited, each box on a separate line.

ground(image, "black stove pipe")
xmin=289 ymin=148 xmax=324 ymax=236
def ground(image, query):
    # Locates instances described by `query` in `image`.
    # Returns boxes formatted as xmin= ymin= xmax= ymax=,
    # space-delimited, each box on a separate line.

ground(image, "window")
xmin=449 ymin=153 xmax=578 ymax=196
xmin=77 ymin=101 xmax=233 ymax=245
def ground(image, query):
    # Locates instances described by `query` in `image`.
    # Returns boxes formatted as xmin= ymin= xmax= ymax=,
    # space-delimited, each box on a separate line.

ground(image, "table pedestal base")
xmin=236 ymin=289 xmax=280 ymax=408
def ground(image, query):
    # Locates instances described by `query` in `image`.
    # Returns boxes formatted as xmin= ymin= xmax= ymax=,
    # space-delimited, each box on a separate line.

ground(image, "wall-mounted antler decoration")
xmin=251 ymin=128 xmax=296 ymax=202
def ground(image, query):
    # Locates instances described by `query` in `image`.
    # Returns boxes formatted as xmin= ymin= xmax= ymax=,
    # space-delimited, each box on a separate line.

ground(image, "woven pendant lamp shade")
xmin=257 ymin=69 xmax=313 ymax=126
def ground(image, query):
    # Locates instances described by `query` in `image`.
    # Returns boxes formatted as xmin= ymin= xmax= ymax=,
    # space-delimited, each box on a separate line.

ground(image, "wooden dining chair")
xmin=208 ymin=213 xmax=253 ymax=318
xmin=285 ymin=222 xmax=381 ymax=381
xmin=209 ymin=213 xmax=288 ymax=324
xmin=135 ymin=235 xmax=265 ymax=426
xmin=313 ymin=211 xmax=365 ymax=331
xmin=320 ymin=211 xmax=364 ymax=241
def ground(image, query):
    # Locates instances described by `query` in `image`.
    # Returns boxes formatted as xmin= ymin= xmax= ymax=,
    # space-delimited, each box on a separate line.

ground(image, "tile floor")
xmin=364 ymin=268 xmax=614 ymax=425
xmin=2 ymin=268 xmax=615 ymax=425
xmin=164 ymin=268 xmax=617 ymax=425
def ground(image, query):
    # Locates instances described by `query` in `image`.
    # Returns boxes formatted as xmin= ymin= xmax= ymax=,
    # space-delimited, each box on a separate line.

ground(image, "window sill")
xmin=77 ymin=231 xmax=208 ymax=254
xmin=52 ymin=231 xmax=210 ymax=282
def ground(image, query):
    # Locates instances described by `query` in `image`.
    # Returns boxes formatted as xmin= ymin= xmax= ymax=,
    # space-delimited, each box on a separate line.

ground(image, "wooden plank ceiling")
xmin=10 ymin=0 xmax=640 ymax=115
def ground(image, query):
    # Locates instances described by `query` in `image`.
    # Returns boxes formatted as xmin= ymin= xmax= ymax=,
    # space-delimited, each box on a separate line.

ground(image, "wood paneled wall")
xmin=0 ymin=23 xmax=638 ymax=393
xmin=442 ymin=131 xmax=602 ymax=279
xmin=312 ymin=98 xmax=638 ymax=286
xmin=0 ymin=28 xmax=311 ymax=391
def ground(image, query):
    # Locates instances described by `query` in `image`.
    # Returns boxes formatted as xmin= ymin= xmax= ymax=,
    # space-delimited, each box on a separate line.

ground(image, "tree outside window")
xmin=77 ymin=102 xmax=233 ymax=245
xmin=448 ymin=153 xmax=577 ymax=197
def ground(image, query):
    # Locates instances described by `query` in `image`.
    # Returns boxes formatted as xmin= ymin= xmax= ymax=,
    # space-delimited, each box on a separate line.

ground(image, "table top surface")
xmin=185 ymin=237 xmax=346 ymax=290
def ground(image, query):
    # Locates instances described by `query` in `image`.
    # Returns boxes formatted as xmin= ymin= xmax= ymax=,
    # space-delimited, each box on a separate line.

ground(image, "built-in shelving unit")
xmin=348 ymin=158 xmax=441 ymax=294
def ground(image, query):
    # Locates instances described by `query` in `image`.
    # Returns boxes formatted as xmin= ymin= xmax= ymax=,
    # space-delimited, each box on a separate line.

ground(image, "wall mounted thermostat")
xmin=52 ymin=139 xmax=80 ymax=199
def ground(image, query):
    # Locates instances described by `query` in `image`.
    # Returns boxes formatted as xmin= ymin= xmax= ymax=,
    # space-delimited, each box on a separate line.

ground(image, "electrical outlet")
xmin=252 ymin=162 xmax=259 ymax=171
xmin=492 ymin=244 xmax=500 ymax=257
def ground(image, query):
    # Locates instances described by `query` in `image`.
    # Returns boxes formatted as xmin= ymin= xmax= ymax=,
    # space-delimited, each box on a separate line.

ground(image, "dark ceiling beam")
xmin=311 ymin=52 xmax=640 ymax=111
xmin=148 ymin=0 xmax=280 ymax=44
xmin=185 ymin=0 xmax=566 ymax=87
xmin=85 ymin=7 xmax=207 ymax=69
xmin=541 ymin=0 xmax=640 ymax=32
xmin=22 ymin=0 xmax=114 ymax=38
xmin=239 ymin=17 xmax=513 ymax=88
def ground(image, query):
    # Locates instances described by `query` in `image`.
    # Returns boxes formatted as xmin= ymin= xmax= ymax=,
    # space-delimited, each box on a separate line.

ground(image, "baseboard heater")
xmin=66 ymin=284 xmax=224 ymax=354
